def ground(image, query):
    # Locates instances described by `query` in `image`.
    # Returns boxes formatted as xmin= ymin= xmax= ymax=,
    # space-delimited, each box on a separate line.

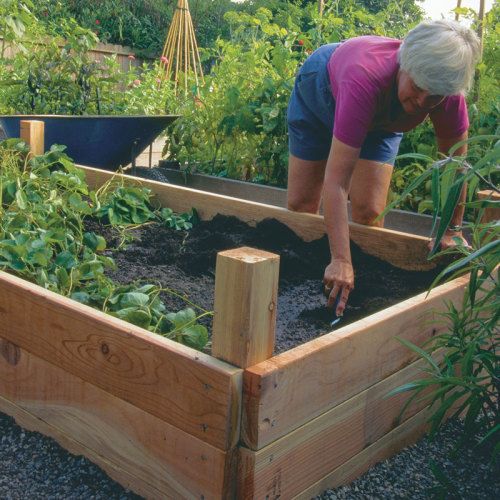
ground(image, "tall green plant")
xmin=164 ymin=8 xmax=302 ymax=186
xmin=0 ymin=0 xmax=37 ymax=56
xmin=385 ymin=136 xmax=499 ymax=458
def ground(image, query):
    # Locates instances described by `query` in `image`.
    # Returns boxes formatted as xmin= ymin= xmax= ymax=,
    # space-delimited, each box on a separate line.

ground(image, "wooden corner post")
xmin=20 ymin=120 xmax=45 ymax=156
xmin=212 ymin=247 xmax=279 ymax=368
xmin=477 ymin=189 xmax=500 ymax=225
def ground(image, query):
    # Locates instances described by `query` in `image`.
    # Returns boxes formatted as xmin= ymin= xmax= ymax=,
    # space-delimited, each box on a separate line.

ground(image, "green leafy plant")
xmin=0 ymin=138 xmax=209 ymax=350
xmin=160 ymin=207 xmax=195 ymax=230
xmin=95 ymin=185 xmax=157 ymax=225
xmin=385 ymin=136 xmax=499 ymax=459
xmin=163 ymin=8 xmax=303 ymax=186
xmin=0 ymin=2 xmax=176 ymax=116
xmin=0 ymin=0 xmax=37 ymax=56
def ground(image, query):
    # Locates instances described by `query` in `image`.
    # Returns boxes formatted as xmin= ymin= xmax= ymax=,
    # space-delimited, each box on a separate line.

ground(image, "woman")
xmin=286 ymin=20 xmax=480 ymax=315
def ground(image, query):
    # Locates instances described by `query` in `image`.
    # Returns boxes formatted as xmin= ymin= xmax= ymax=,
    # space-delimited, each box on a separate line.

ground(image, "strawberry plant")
xmin=0 ymin=138 xmax=209 ymax=350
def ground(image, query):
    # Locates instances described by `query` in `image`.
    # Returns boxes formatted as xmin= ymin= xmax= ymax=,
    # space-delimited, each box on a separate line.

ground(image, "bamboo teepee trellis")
xmin=160 ymin=0 xmax=204 ymax=95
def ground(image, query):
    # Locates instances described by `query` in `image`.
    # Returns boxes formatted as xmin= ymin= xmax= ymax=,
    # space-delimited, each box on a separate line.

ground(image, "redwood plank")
xmin=0 ymin=395 xmax=170 ymax=500
xmin=238 ymin=353 xmax=442 ymax=499
xmin=293 ymin=406 xmax=433 ymax=499
xmin=0 ymin=339 xmax=235 ymax=499
xmin=212 ymin=247 xmax=280 ymax=368
xmin=242 ymin=276 xmax=467 ymax=450
xmin=477 ymin=189 xmax=500 ymax=225
xmin=0 ymin=271 xmax=242 ymax=450
xmin=79 ymin=165 xmax=436 ymax=271
xmin=20 ymin=119 xmax=44 ymax=155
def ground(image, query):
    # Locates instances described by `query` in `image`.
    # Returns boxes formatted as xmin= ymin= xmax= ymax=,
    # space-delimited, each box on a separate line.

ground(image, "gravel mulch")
xmin=1 ymin=411 xmax=498 ymax=499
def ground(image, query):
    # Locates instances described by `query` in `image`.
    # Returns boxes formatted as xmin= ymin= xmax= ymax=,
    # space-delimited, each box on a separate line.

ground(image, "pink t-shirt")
xmin=327 ymin=36 xmax=469 ymax=148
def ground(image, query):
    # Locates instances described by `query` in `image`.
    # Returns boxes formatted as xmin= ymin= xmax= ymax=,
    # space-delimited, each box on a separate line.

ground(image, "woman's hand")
xmin=323 ymin=259 xmax=354 ymax=316
xmin=427 ymin=230 xmax=470 ymax=252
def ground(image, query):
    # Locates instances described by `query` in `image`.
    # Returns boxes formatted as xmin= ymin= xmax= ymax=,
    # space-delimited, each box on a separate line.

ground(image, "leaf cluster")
xmin=385 ymin=136 xmax=499 ymax=458
xmin=0 ymin=4 xmax=177 ymax=116
xmin=0 ymin=139 xmax=208 ymax=350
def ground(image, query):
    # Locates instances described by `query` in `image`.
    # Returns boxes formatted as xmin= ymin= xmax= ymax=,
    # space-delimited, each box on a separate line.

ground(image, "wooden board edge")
xmin=77 ymin=165 xmax=436 ymax=271
xmin=0 ymin=341 xmax=234 ymax=499
xmin=237 ymin=352 xmax=443 ymax=498
xmin=291 ymin=406 xmax=433 ymax=499
xmin=477 ymin=189 xmax=500 ymax=224
xmin=0 ymin=270 xmax=242 ymax=450
xmin=0 ymin=270 xmax=237 ymax=375
xmin=242 ymin=275 xmax=467 ymax=449
xmin=0 ymin=397 xmax=169 ymax=500
xmin=248 ymin=274 xmax=467 ymax=377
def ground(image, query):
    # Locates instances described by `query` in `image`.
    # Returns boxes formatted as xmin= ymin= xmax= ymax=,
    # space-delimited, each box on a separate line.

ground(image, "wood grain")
xmin=0 ymin=339 xmax=235 ymax=499
xmin=238 ymin=353 xmax=442 ymax=499
xmin=212 ymin=247 xmax=280 ymax=368
xmin=20 ymin=119 xmax=44 ymax=156
xmin=477 ymin=189 xmax=500 ymax=225
xmin=242 ymin=276 xmax=468 ymax=450
xmin=0 ymin=271 xmax=242 ymax=450
xmin=293 ymin=406 xmax=433 ymax=499
xmin=79 ymin=165 xmax=437 ymax=271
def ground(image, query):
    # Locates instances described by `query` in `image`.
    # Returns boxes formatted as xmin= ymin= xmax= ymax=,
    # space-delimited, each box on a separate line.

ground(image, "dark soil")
xmin=86 ymin=215 xmax=439 ymax=354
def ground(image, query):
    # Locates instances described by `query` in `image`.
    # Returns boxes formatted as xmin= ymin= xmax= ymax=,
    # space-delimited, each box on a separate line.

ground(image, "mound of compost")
xmin=88 ymin=215 xmax=439 ymax=354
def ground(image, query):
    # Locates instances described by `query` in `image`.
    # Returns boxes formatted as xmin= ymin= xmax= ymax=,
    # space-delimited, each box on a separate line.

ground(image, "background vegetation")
xmin=0 ymin=0 xmax=498 ymax=204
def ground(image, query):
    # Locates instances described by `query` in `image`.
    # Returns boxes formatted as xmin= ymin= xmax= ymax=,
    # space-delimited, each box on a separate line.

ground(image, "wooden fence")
xmin=0 ymin=38 xmax=149 ymax=71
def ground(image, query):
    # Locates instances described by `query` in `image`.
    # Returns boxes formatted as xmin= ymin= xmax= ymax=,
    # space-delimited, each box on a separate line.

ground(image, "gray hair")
xmin=398 ymin=20 xmax=481 ymax=96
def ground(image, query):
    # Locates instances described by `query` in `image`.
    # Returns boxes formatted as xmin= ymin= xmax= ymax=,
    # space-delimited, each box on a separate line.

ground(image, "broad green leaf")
xmin=166 ymin=307 xmax=197 ymax=330
xmin=71 ymin=291 xmax=92 ymax=304
xmin=430 ymin=175 xmax=465 ymax=255
xmin=118 ymin=292 xmax=150 ymax=308
xmin=83 ymin=232 xmax=107 ymax=252
xmin=182 ymin=325 xmax=209 ymax=350
xmin=135 ymin=284 xmax=157 ymax=294
xmin=56 ymin=267 xmax=70 ymax=288
xmin=15 ymin=189 xmax=28 ymax=210
xmin=55 ymin=250 xmax=77 ymax=269
xmin=115 ymin=308 xmax=151 ymax=329
xmin=430 ymin=165 xmax=440 ymax=235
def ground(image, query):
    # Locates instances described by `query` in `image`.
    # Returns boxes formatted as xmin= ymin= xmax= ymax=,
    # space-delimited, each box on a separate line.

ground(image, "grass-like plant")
xmin=383 ymin=135 xmax=499 ymax=459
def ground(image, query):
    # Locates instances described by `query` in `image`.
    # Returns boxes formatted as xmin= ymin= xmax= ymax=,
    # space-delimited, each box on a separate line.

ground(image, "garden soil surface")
xmin=88 ymin=214 xmax=439 ymax=354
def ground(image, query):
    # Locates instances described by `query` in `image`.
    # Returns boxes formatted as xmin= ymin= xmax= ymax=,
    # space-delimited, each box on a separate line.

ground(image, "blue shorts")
xmin=287 ymin=43 xmax=403 ymax=165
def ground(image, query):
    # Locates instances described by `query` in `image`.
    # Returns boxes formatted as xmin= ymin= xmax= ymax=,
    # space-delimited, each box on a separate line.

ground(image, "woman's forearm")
xmin=322 ymin=138 xmax=361 ymax=264
xmin=323 ymin=183 xmax=351 ymax=264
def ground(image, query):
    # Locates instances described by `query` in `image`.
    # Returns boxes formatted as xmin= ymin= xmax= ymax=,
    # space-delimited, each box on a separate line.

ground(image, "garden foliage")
xmin=385 ymin=136 xmax=499 ymax=458
xmin=1 ymin=0 xmax=498 ymax=198
xmin=0 ymin=1 xmax=176 ymax=115
xmin=0 ymin=139 xmax=208 ymax=350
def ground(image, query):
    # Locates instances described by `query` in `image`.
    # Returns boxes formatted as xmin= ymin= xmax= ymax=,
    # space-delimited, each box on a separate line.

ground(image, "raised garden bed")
xmin=131 ymin=165 xmax=440 ymax=237
xmin=0 ymin=125 xmax=470 ymax=499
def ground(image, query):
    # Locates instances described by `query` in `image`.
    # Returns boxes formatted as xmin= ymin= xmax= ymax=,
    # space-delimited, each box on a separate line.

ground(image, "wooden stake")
xmin=212 ymin=247 xmax=279 ymax=369
xmin=319 ymin=0 xmax=325 ymax=16
xmin=20 ymin=120 xmax=44 ymax=156
xmin=160 ymin=0 xmax=204 ymax=95
xmin=477 ymin=189 xmax=500 ymax=225
xmin=185 ymin=5 xmax=189 ymax=94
